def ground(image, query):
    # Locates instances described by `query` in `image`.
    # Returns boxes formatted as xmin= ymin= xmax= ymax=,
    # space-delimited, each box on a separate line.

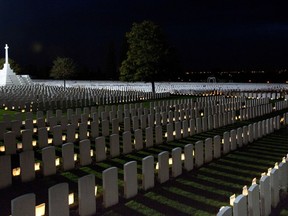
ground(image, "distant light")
xmin=267 ymin=81 xmax=270 ymax=83
xmin=248 ymin=80 xmax=251 ymax=83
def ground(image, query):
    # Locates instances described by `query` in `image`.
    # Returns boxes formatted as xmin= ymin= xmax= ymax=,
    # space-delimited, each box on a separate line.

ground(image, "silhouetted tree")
xmin=120 ymin=20 xmax=171 ymax=93
xmin=50 ymin=57 xmax=77 ymax=88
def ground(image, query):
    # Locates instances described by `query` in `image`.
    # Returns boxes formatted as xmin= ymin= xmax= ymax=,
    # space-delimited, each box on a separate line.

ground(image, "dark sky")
xmin=1 ymin=0 xmax=288 ymax=72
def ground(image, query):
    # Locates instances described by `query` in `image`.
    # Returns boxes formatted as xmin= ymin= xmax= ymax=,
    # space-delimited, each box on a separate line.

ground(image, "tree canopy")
xmin=0 ymin=58 xmax=21 ymax=74
xmin=50 ymin=57 xmax=77 ymax=80
xmin=120 ymin=21 xmax=170 ymax=89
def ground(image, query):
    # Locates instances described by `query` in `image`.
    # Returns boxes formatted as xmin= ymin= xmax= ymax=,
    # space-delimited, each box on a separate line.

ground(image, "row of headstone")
xmin=217 ymin=155 xmax=288 ymax=216
xmin=0 ymin=111 xmax=285 ymax=189
xmin=0 ymin=84 xmax=170 ymax=111
xmin=1 ymin=108 xmax=238 ymax=154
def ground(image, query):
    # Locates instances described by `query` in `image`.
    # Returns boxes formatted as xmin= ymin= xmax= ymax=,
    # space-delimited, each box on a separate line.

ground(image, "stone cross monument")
xmin=5 ymin=44 xmax=9 ymax=64
xmin=0 ymin=44 xmax=33 ymax=85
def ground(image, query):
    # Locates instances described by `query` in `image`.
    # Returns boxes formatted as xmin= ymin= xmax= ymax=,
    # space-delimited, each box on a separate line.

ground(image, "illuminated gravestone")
xmin=172 ymin=147 xmax=182 ymax=177
xmin=62 ymin=143 xmax=74 ymax=171
xmin=124 ymin=161 xmax=138 ymax=199
xmin=217 ymin=206 xmax=232 ymax=216
xmin=4 ymin=131 xmax=16 ymax=155
xmin=79 ymin=139 xmax=92 ymax=166
xmin=195 ymin=141 xmax=204 ymax=167
xmin=42 ymin=146 xmax=56 ymax=176
xmin=78 ymin=174 xmax=96 ymax=215
xmin=11 ymin=193 xmax=35 ymax=216
xmin=213 ymin=135 xmax=221 ymax=159
xmin=145 ymin=127 xmax=153 ymax=147
xmin=184 ymin=144 xmax=193 ymax=171
xmin=142 ymin=156 xmax=154 ymax=190
xmin=109 ymin=134 xmax=120 ymax=157
xmin=95 ymin=136 xmax=106 ymax=162
xmin=20 ymin=150 xmax=35 ymax=182
xmin=49 ymin=183 xmax=69 ymax=216
xmin=182 ymin=120 xmax=188 ymax=138
xmin=204 ymin=138 xmax=213 ymax=163
xmin=248 ymin=184 xmax=260 ymax=216
xmin=158 ymin=151 xmax=169 ymax=183
xmin=134 ymin=129 xmax=143 ymax=150
xmin=233 ymin=194 xmax=247 ymax=216
xmin=22 ymin=129 xmax=33 ymax=151
xmin=103 ymin=167 xmax=119 ymax=208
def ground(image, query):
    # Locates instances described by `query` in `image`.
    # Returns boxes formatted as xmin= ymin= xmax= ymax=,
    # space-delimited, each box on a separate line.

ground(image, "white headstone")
xmin=260 ymin=175 xmax=271 ymax=216
xmin=110 ymin=134 xmax=120 ymax=157
xmin=38 ymin=127 xmax=48 ymax=148
xmin=122 ymin=131 xmax=132 ymax=154
xmin=62 ymin=143 xmax=75 ymax=171
xmin=145 ymin=127 xmax=153 ymax=148
xmin=217 ymin=206 xmax=232 ymax=216
xmin=248 ymin=184 xmax=260 ymax=216
xmin=166 ymin=123 xmax=174 ymax=142
xmin=233 ymin=194 xmax=247 ymax=216
xmin=230 ymin=130 xmax=237 ymax=151
xmin=103 ymin=167 xmax=119 ymax=208
xmin=142 ymin=156 xmax=154 ymax=190
xmin=236 ymin=128 xmax=243 ymax=148
xmin=189 ymin=119 xmax=196 ymax=136
xmin=22 ymin=129 xmax=33 ymax=151
xmin=204 ymin=138 xmax=213 ymax=163
xmin=223 ymin=132 xmax=230 ymax=154
xmin=184 ymin=144 xmax=193 ymax=171
xmin=213 ymin=135 xmax=221 ymax=159
xmin=279 ymin=162 xmax=288 ymax=191
xmin=112 ymin=118 xmax=119 ymax=134
xmin=195 ymin=141 xmax=204 ymax=167
xmin=91 ymin=121 xmax=99 ymax=138
xmin=78 ymin=174 xmax=96 ymax=215
xmin=4 ymin=131 xmax=16 ymax=155
xmin=11 ymin=193 xmax=35 ymax=216
xmin=101 ymin=119 xmax=110 ymax=136
xmin=49 ymin=183 xmax=69 ymax=216
xmin=155 ymin=125 xmax=163 ymax=145
xmin=172 ymin=147 xmax=182 ymax=177
xmin=196 ymin=118 xmax=202 ymax=133
xmin=66 ymin=124 xmax=76 ymax=143
xmin=158 ymin=151 xmax=169 ymax=183
xmin=95 ymin=136 xmax=106 ymax=162
xmin=270 ymin=168 xmax=280 ymax=208
xmin=182 ymin=120 xmax=189 ymax=138
xmin=124 ymin=161 xmax=138 ymax=199
xmin=42 ymin=146 xmax=56 ymax=176
xmin=134 ymin=129 xmax=143 ymax=150
xmin=20 ymin=150 xmax=35 ymax=182
xmin=242 ymin=126 xmax=248 ymax=145
xmin=52 ymin=125 xmax=62 ymax=146
xmin=124 ymin=117 xmax=131 ymax=132
xmin=79 ymin=139 xmax=92 ymax=166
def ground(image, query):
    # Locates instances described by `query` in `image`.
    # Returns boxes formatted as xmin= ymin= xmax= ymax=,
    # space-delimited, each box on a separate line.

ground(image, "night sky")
xmin=1 ymin=0 xmax=288 ymax=73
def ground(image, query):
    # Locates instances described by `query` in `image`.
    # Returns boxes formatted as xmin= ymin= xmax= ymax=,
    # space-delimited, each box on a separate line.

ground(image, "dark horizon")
xmin=1 ymin=0 xmax=288 ymax=78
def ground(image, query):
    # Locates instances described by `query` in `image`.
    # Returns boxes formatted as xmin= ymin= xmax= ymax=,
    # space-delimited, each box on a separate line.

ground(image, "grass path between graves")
xmin=101 ymin=127 xmax=288 ymax=216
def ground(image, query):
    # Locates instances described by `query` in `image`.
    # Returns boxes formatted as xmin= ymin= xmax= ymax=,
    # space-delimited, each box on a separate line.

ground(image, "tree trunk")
xmin=64 ymin=79 xmax=66 ymax=89
xmin=151 ymin=81 xmax=155 ymax=94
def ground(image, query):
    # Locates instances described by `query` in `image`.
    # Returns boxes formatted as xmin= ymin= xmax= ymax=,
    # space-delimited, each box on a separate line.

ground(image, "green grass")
xmin=0 ymin=109 xmax=21 ymax=121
